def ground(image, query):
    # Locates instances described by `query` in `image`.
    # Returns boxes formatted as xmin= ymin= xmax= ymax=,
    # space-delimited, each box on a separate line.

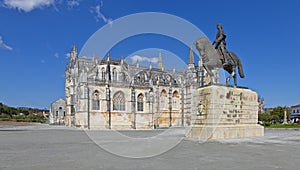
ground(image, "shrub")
xmin=258 ymin=113 xmax=272 ymax=122
xmin=264 ymin=122 xmax=271 ymax=127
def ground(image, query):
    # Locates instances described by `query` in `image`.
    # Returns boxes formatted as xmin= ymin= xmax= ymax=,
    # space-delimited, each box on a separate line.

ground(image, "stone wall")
xmin=71 ymin=111 xmax=185 ymax=130
xmin=49 ymin=99 xmax=66 ymax=125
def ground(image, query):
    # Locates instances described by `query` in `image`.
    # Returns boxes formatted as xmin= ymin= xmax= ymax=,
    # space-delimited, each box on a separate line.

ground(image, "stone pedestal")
xmin=185 ymin=85 xmax=264 ymax=140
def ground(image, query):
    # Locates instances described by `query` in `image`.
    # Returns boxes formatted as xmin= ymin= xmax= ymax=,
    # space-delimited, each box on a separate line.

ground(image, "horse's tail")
xmin=237 ymin=59 xmax=245 ymax=78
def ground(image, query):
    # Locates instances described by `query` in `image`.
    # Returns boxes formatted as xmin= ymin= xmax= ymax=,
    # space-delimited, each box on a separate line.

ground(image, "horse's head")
xmin=195 ymin=37 xmax=210 ymax=57
xmin=195 ymin=37 xmax=222 ymax=67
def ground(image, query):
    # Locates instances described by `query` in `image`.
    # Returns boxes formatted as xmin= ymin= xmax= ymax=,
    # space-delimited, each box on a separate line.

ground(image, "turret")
xmin=121 ymin=56 xmax=125 ymax=65
xmin=70 ymin=44 xmax=77 ymax=59
xmin=107 ymin=52 xmax=111 ymax=63
xmin=66 ymin=62 xmax=69 ymax=71
xmin=70 ymin=44 xmax=77 ymax=68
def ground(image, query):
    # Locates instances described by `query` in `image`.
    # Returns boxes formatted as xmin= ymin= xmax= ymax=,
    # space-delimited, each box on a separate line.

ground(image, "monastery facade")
xmin=63 ymin=45 xmax=211 ymax=129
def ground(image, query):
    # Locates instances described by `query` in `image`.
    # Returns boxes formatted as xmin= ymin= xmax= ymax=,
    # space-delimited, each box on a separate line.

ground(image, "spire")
xmin=188 ymin=45 xmax=195 ymax=70
xmin=70 ymin=44 xmax=77 ymax=68
xmin=70 ymin=44 xmax=77 ymax=59
xmin=107 ymin=52 xmax=111 ymax=62
xmin=188 ymin=45 xmax=194 ymax=65
xmin=121 ymin=55 xmax=125 ymax=65
xmin=158 ymin=50 xmax=163 ymax=70
xmin=71 ymin=44 xmax=77 ymax=54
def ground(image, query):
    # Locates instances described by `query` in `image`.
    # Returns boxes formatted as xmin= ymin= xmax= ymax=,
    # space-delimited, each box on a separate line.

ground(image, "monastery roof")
xmin=291 ymin=104 xmax=300 ymax=108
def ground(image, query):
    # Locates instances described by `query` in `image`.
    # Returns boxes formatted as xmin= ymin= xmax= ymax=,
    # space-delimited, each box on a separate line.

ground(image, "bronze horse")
xmin=195 ymin=37 xmax=245 ymax=86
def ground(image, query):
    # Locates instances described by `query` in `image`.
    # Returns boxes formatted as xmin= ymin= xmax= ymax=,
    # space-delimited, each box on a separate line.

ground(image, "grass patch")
xmin=265 ymin=124 xmax=300 ymax=128
xmin=0 ymin=118 xmax=11 ymax=121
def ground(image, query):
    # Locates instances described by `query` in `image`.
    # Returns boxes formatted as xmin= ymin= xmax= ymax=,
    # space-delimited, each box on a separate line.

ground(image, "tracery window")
xmin=137 ymin=94 xmax=144 ymax=112
xmin=113 ymin=91 xmax=125 ymax=111
xmin=172 ymin=91 xmax=180 ymax=110
xmin=160 ymin=90 xmax=168 ymax=110
xmin=92 ymin=91 xmax=100 ymax=110
xmin=101 ymin=67 xmax=106 ymax=80
xmin=112 ymin=68 xmax=117 ymax=81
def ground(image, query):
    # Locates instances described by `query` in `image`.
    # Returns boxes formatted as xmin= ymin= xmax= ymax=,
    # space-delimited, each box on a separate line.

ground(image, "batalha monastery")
xmin=49 ymin=45 xmax=218 ymax=129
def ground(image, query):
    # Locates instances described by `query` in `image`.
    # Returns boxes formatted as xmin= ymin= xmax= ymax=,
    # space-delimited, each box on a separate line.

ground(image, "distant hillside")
xmin=0 ymin=102 xmax=49 ymax=118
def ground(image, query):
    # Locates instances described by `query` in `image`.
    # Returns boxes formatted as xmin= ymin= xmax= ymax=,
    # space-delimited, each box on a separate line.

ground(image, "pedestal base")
xmin=186 ymin=124 xmax=264 ymax=140
xmin=185 ymin=85 xmax=264 ymax=140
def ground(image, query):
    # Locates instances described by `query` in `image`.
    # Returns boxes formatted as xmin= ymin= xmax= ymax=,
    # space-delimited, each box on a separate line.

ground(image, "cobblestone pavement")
xmin=0 ymin=124 xmax=299 ymax=170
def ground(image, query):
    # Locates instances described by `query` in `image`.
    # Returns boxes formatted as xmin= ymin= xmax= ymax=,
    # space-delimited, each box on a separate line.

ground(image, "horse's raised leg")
xmin=226 ymin=76 xmax=230 ymax=86
xmin=226 ymin=70 xmax=235 ymax=86
xmin=203 ymin=64 xmax=214 ymax=85
xmin=233 ymin=73 xmax=237 ymax=87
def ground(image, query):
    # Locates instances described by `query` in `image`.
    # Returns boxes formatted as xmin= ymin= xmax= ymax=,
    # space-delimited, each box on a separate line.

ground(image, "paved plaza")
xmin=0 ymin=123 xmax=300 ymax=170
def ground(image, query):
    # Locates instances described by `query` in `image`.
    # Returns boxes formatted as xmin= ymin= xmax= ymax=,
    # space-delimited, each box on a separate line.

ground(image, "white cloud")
xmin=65 ymin=53 xmax=70 ymax=58
xmin=130 ymin=55 xmax=158 ymax=64
xmin=67 ymin=0 xmax=80 ymax=8
xmin=0 ymin=36 xmax=13 ymax=51
xmin=4 ymin=0 xmax=55 ymax=12
xmin=54 ymin=52 xmax=59 ymax=58
xmin=91 ymin=1 xmax=113 ymax=26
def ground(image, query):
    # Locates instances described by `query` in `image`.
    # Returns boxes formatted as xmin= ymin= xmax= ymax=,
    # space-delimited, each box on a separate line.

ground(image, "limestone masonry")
xmin=62 ymin=45 xmax=210 ymax=129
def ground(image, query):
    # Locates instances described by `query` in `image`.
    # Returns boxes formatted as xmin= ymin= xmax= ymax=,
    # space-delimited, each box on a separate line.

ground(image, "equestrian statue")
xmin=195 ymin=23 xmax=245 ymax=87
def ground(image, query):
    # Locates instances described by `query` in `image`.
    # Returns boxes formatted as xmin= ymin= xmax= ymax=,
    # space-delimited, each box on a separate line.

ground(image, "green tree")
xmin=258 ymin=113 xmax=272 ymax=122
xmin=270 ymin=106 xmax=289 ymax=122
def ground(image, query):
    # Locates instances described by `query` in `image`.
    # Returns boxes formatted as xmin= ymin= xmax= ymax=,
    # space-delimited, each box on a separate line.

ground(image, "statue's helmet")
xmin=217 ymin=23 xmax=222 ymax=28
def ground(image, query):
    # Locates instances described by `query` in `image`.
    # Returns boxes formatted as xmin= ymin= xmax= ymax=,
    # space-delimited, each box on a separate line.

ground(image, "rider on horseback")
xmin=212 ymin=23 xmax=229 ymax=67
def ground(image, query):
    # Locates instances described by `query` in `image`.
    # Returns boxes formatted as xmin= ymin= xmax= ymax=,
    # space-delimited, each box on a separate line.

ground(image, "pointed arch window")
xmin=113 ymin=91 xmax=125 ymax=111
xmin=112 ymin=68 xmax=117 ymax=81
xmin=101 ymin=67 xmax=106 ymax=80
xmin=137 ymin=94 xmax=144 ymax=112
xmin=160 ymin=90 xmax=168 ymax=110
xmin=172 ymin=91 xmax=180 ymax=110
xmin=92 ymin=91 xmax=100 ymax=110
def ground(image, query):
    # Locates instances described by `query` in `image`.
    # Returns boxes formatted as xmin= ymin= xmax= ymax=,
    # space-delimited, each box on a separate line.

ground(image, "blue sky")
xmin=0 ymin=0 xmax=299 ymax=109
